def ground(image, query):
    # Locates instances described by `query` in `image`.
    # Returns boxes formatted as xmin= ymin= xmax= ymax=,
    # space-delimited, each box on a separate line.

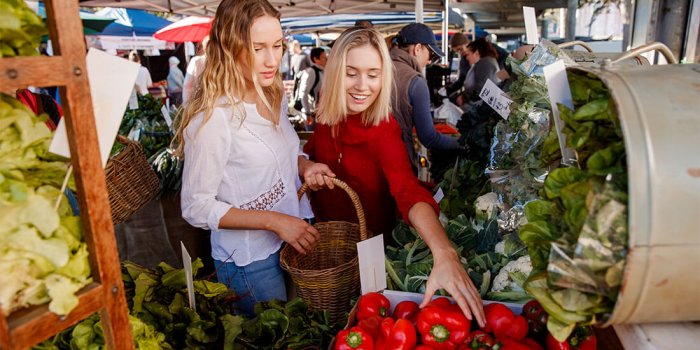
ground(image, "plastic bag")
xmin=486 ymin=105 xmax=550 ymax=210
xmin=547 ymin=176 xmax=628 ymax=294
xmin=435 ymin=98 xmax=464 ymax=125
xmin=519 ymin=39 xmax=576 ymax=77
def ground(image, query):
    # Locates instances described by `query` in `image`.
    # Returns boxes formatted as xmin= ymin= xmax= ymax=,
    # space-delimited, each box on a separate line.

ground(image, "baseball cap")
xmin=397 ymin=23 xmax=444 ymax=57
xmin=450 ymin=33 xmax=468 ymax=48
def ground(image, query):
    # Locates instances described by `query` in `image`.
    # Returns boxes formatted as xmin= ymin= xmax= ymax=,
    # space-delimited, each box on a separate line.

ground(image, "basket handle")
xmin=298 ymin=177 xmax=368 ymax=241
xmin=115 ymin=134 xmax=145 ymax=152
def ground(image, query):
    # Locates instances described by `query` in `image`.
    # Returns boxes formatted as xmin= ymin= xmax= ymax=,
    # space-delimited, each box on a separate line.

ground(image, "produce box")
xmin=330 ymin=289 xmax=525 ymax=349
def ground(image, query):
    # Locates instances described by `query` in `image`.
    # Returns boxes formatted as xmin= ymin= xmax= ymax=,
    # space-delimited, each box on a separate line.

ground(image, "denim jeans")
xmin=215 ymin=249 xmax=287 ymax=317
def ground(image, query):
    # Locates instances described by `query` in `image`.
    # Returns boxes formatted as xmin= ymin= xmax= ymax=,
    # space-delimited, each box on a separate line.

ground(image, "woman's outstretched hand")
xmin=421 ymin=249 xmax=486 ymax=328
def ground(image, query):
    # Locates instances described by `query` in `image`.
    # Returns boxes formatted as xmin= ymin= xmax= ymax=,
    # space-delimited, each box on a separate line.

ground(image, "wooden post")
xmin=0 ymin=0 xmax=133 ymax=348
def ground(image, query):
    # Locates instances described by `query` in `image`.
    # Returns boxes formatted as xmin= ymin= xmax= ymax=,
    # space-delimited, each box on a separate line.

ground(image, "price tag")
xmin=479 ymin=78 xmax=513 ymax=120
xmin=543 ymin=60 xmax=577 ymax=165
xmin=50 ymin=48 xmax=138 ymax=168
xmin=161 ymin=104 xmax=172 ymax=128
xmin=357 ymin=235 xmax=386 ymax=295
xmin=181 ymin=242 xmax=196 ymax=311
xmin=433 ymin=187 xmax=445 ymax=203
xmin=523 ymin=6 xmax=539 ymax=45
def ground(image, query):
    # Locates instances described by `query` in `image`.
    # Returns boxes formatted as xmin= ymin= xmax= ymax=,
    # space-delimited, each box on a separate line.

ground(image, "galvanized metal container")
xmin=567 ymin=59 xmax=700 ymax=325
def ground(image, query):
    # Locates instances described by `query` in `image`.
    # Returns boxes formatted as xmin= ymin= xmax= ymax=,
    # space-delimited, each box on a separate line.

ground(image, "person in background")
xmin=175 ymin=0 xmax=333 ymax=318
xmin=485 ymin=35 xmax=510 ymax=69
xmin=391 ymin=23 xmax=460 ymax=174
xmin=128 ymin=50 xmax=152 ymax=95
xmin=183 ymin=36 xmax=209 ymax=104
xmin=303 ymin=27 xmax=486 ymax=326
xmin=167 ymin=56 xmax=185 ymax=106
xmin=296 ymin=47 xmax=327 ymax=130
xmin=446 ymin=33 xmax=470 ymax=96
xmin=289 ymin=40 xmax=309 ymax=80
xmin=456 ymin=37 xmax=500 ymax=108
xmin=354 ymin=19 xmax=373 ymax=28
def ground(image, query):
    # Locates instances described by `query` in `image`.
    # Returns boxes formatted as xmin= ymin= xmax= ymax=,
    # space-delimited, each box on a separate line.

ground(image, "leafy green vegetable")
xmin=0 ymin=0 xmax=46 ymax=57
xmin=0 ymin=94 xmax=90 ymax=317
xmin=519 ymin=72 xmax=629 ymax=340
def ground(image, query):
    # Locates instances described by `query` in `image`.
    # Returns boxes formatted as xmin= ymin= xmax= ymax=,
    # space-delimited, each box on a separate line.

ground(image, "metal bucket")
xmin=567 ymin=46 xmax=700 ymax=325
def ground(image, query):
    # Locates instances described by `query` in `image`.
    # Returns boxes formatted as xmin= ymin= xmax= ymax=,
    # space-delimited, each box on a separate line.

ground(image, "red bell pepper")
xmin=462 ymin=330 xmax=496 ymax=349
xmin=392 ymin=300 xmax=420 ymax=322
xmin=522 ymin=300 xmax=548 ymax=339
xmin=416 ymin=346 xmax=436 ymax=350
xmin=356 ymin=292 xmax=391 ymax=320
xmin=357 ymin=315 xmax=384 ymax=340
xmin=335 ymin=327 xmax=374 ymax=350
xmin=545 ymin=327 xmax=596 ymax=350
xmin=416 ymin=300 xmax=471 ymax=350
xmin=484 ymin=303 xmax=529 ymax=341
xmin=496 ymin=337 xmax=543 ymax=350
xmin=375 ymin=317 xmax=417 ymax=350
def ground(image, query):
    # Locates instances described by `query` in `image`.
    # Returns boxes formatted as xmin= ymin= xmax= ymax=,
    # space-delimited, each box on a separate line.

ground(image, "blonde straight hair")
xmin=316 ymin=27 xmax=393 ymax=127
xmin=174 ymin=0 xmax=283 ymax=157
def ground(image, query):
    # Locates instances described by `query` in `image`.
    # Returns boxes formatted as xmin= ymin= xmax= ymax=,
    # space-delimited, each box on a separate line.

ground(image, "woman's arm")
xmin=218 ymin=207 xmax=319 ymax=254
xmin=408 ymin=202 xmax=486 ymax=327
xmin=372 ymin=119 xmax=485 ymax=325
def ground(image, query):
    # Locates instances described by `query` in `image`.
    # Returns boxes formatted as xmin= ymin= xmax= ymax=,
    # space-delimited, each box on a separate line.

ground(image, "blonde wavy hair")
xmin=316 ymin=27 xmax=393 ymax=127
xmin=174 ymin=0 xmax=283 ymax=157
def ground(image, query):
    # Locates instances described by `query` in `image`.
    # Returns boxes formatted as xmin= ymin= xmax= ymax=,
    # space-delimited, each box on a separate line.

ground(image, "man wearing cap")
xmin=446 ymin=33 xmax=470 ymax=95
xmin=391 ymin=23 xmax=460 ymax=174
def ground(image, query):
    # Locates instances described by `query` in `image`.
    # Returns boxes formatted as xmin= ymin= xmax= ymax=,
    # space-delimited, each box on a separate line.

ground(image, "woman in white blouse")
xmin=174 ymin=0 xmax=334 ymax=317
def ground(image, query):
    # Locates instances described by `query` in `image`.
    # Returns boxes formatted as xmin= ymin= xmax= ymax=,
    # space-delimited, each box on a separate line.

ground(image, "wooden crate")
xmin=0 ymin=1 xmax=132 ymax=349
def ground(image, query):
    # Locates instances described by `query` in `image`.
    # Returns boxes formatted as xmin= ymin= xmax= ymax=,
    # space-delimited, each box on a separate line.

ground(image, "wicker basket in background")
xmin=281 ymin=178 xmax=371 ymax=322
xmin=105 ymin=135 xmax=161 ymax=224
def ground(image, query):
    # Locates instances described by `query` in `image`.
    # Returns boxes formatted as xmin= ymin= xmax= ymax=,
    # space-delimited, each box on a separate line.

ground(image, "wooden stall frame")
xmin=0 ymin=1 xmax=133 ymax=349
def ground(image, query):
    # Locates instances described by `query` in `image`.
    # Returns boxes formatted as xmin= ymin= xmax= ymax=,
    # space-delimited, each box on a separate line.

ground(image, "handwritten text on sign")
xmin=479 ymin=78 xmax=513 ymax=120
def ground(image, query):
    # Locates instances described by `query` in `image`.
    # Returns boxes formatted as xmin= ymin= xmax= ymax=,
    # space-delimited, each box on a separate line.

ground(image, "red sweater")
xmin=304 ymin=114 xmax=439 ymax=236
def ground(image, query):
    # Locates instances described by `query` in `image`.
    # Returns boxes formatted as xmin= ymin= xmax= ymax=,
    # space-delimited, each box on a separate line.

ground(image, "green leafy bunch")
xmin=0 ymin=0 xmax=46 ymax=57
xmin=0 ymin=94 xmax=90 ymax=318
xmin=115 ymin=94 xmax=173 ymax=159
xmin=519 ymin=71 xmax=628 ymax=341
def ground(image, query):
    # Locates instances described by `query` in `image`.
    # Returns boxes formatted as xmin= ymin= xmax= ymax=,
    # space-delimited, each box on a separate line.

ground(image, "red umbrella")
xmin=154 ymin=16 xmax=213 ymax=43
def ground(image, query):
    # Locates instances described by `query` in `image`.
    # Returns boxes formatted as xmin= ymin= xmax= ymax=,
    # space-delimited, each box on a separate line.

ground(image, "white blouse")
xmin=181 ymin=98 xmax=311 ymax=265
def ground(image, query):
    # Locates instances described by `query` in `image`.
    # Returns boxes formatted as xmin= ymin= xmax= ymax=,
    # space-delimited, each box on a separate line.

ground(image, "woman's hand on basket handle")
xmin=268 ymin=212 xmax=320 ymax=254
xmin=408 ymin=202 xmax=486 ymax=327
xmin=299 ymin=157 xmax=336 ymax=191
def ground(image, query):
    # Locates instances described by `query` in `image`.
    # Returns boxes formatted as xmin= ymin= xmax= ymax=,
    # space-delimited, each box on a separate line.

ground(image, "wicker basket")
xmin=280 ymin=178 xmax=370 ymax=322
xmin=105 ymin=135 xmax=161 ymax=224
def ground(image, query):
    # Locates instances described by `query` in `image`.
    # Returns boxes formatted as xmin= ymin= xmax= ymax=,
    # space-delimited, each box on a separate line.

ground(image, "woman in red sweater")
xmin=303 ymin=27 xmax=485 ymax=326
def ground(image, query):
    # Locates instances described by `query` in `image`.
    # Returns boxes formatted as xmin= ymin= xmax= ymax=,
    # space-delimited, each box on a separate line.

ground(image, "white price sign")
xmin=479 ymin=79 xmax=513 ymax=120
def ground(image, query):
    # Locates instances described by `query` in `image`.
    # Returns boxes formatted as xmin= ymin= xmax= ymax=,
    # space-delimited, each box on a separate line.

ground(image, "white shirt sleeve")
xmin=180 ymin=108 xmax=233 ymax=230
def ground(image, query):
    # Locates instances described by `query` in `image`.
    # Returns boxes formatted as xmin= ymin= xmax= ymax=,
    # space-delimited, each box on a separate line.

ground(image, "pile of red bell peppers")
xmin=334 ymin=293 xmax=596 ymax=350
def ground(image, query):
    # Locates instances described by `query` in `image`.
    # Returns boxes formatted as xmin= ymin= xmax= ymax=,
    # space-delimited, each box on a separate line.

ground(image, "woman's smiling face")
xmin=344 ymin=45 xmax=383 ymax=115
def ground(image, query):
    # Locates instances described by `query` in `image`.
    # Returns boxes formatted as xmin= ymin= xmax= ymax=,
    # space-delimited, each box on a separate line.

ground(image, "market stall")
xmin=2 ymin=1 xmax=699 ymax=349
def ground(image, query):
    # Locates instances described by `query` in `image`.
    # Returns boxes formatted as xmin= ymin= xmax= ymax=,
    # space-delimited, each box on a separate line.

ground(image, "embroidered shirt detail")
xmin=240 ymin=178 xmax=286 ymax=211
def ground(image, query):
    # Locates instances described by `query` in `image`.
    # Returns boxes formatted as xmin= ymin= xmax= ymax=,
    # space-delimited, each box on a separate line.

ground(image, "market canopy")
xmin=79 ymin=0 xmax=571 ymax=36
xmin=78 ymin=0 xmax=448 ymax=18
xmin=281 ymin=10 xmax=465 ymax=34
xmin=95 ymin=7 xmax=172 ymax=36
xmin=37 ymin=2 xmax=115 ymax=34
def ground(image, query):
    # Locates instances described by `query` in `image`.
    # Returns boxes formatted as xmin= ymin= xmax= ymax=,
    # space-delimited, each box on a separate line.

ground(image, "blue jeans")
xmin=215 ymin=250 xmax=286 ymax=317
